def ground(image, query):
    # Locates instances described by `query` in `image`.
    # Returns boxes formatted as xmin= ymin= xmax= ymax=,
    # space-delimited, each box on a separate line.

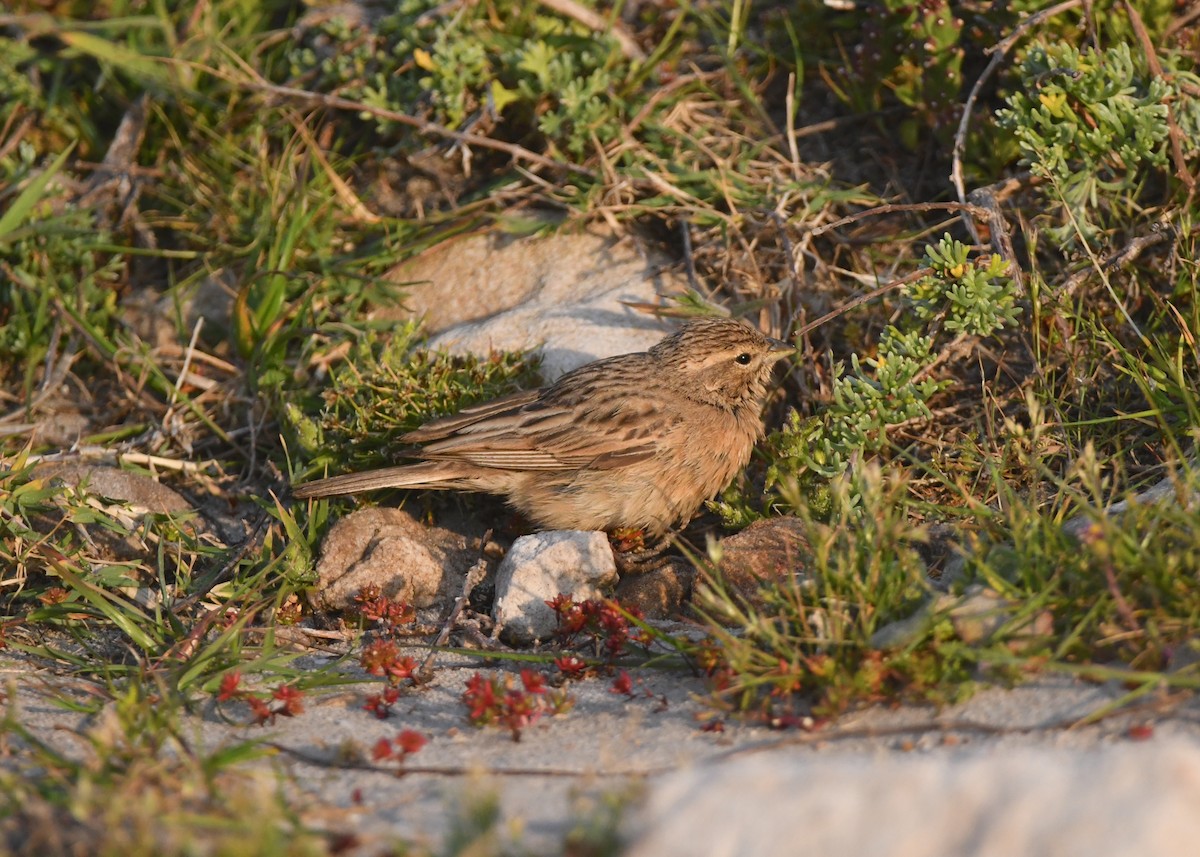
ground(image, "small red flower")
xmin=695 ymin=648 xmax=720 ymax=674
xmin=355 ymin=585 xmax=383 ymax=604
xmin=1128 ymin=724 xmax=1155 ymax=741
xmin=395 ymin=729 xmax=427 ymax=756
xmin=361 ymin=640 xmax=401 ymax=676
xmin=708 ymin=667 xmax=734 ymax=693
xmin=388 ymin=656 xmax=418 ymax=681
xmin=272 ymin=684 xmax=305 ymax=717
xmin=554 ymin=655 xmax=588 ymax=678
xmin=520 ymin=669 xmax=547 ymax=694
xmin=247 ymin=696 xmax=273 ymax=726
xmin=463 ymin=672 xmax=499 ymax=723
xmin=500 ymin=690 xmax=538 ymax=740
xmin=363 ymin=686 xmax=402 ymax=719
xmin=38 ymin=587 xmax=69 ymax=606
xmin=610 ymin=670 xmax=634 ymax=696
xmin=461 ymin=672 xmax=574 ymax=740
xmin=372 ymin=738 xmax=395 ymax=761
xmin=217 ymin=671 xmax=242 ymax=702
xmin=357 ymin=591 xmax=415 ymax=627
xmin=547 ymin=595 xmax=588 ymax=634
xmin=360 ymin=640 xmax=420 ymax=683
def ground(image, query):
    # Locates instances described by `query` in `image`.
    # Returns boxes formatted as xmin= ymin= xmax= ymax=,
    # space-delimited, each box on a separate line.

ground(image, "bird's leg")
xmin=610 ymin=528 xmax=676 ymax=575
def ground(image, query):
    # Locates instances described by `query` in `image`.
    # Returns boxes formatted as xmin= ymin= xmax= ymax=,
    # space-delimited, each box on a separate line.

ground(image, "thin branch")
xmin=807 ymin=202 xmax=991 ymax=238
xmin=680 ymin=219 xmax=699 ymax=293
xmin=191 ymin=60 xmax=594 ymax=178
xmin=417 ymin=543 xmax=492 ymax=681
xmin=967 ymin=183 xmax=1026 ymax=295
xmin=784 ymin=71 xmax=801 ymax=176
xmin=25 ymin=447 xmax=222 ymax=474
xmin=535 ymin=0 xmax=644 ymax=61
xmin=793 ymin=269 xmax=929 ymax=340
xmin=1164 ymin=2 xmax=1200 ymax=39
xmin=1059 ymin=215 xmax=1177 ymax=299
xmin=1125 ymin=1 xmax=1195 ymax=191
xmin=951 ymin=0 xmax=1084 ymax=237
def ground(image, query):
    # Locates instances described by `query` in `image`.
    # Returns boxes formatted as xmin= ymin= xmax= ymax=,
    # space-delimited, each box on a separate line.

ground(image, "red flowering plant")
xmin=461 ymin=669 xmax=574 ymax=741
xmin=353 ymin=585 xmax=416 ymax=637
xmin=354 ymin=585 xmax=425 ymax=717
xmin=372 ymin=729 xmax=428 ymax=771
xmin=545 ymin=595 xmax=648 ymax=659
xmin=214 ymin=671 xmax=307 ymax=726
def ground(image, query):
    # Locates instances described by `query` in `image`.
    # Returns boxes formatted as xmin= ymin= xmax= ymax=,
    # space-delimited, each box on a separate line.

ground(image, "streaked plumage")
xmin=292 ymin=317 xmax=793 ymax=535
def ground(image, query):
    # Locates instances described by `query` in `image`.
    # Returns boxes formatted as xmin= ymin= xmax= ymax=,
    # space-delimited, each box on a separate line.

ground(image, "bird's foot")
xmin=610 ymin=531 xmax=675 ymax=575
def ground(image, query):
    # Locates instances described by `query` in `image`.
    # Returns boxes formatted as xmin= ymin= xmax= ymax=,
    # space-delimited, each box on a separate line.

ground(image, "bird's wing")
xmin=400 ymin=389 xmax=543 ymax=442
xmin=413 ymin=381 xmax=671 ymax=471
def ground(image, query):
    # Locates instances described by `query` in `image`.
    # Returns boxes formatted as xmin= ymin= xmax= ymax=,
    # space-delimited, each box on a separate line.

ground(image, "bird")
xmin=292 ymin=317 xmax=794 ymax=537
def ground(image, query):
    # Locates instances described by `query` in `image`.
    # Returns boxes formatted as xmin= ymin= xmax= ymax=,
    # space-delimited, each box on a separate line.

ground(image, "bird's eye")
xmin=735 ymin=353 xmax=752 ymax=365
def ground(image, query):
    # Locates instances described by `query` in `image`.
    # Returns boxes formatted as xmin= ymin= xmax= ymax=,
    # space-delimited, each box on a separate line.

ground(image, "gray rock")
xmin=25 ymin=401 xmax=90 ymax=449
xmin=1062 ymin=471 xmax=1199 ymax=539
xmin=28 ymin=462 xmax=216 ymax=564
xmin=312 ymin=507 xmax=476 ymax=610
xmin=624 ymin=738 xmax=1200 ymax=857
xmin=34 ymin=462 xmax=194 ymax=517
xmin=380 ymin=224 xmax=682 ymax=379
xmin=870 ymin=583 xmax=1054 ymax=650
xmin=121 ymin=273 xmax=235 ymax=350
xmin=492 ymin=530 xmax=618 ymax=643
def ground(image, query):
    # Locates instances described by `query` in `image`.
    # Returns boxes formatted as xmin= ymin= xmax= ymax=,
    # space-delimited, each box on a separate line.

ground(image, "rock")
xmin=312 ymin=507 xmax=476 ymax=610
xmin=1062 ymin=472 xmax=1199 ymax=540
xmin=492 ymin=531 xmax=618 ymax=644
xmin=28 ymin=462 xmax=213 ymax=564
xmin=696 ymin=517 xmax=810 ymax=611
xmin=379 ymin=223 xmax=682 ymax=379
xmin=624 ymin=738 xmax=1200 ymax=857
xmin=870 ymin=583 xmax=1055 ymax=650
xmin=26 ymin=401 xmax=91 ymax=448
xmin=614 ymin=559 xmax=695 ymax=619
xmin=1167 ymin=636 xmax=1200 ymax=673
xmin=121 ymin=274 xmax=235 ymax=352
xmin=946 ymin=584 xmax=1053 ymax=645
xmin=869 ymin=607 xmax=935 ymax=650
xmin=34 ymin=463 xmax=195 ymax=517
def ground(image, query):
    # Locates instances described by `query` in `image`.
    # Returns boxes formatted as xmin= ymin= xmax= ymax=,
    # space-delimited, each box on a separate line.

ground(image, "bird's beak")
xmin=767 ymin=337 xmax=795 ymax=359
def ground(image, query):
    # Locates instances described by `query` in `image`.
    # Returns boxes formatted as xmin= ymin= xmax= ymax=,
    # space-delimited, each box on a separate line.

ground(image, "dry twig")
xmin=950 ymin=0 xmax=1084 ymax=234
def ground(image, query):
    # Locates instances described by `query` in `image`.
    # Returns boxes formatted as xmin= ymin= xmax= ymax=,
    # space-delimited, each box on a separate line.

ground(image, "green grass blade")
xmin=0 ymin=142 xmax=77 ymax=242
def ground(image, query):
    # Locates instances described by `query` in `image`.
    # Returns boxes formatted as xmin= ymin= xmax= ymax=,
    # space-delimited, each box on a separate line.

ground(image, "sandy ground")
xmin=7 ymin=644 xmax=1198 ymax=854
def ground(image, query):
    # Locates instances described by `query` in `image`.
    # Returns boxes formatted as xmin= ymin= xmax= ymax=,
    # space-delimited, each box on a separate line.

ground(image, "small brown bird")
xmin=292 ymin=317 xmax=794 ymax=536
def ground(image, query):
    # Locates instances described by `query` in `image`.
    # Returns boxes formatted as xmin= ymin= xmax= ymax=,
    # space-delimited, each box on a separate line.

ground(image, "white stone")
xmin=624 ymin=738 xmax=1200 ymax=857
xmin=380 ymin=225 xmax=681 ymax=380
xmin=492 ymin=530 xmax=618 ymax=643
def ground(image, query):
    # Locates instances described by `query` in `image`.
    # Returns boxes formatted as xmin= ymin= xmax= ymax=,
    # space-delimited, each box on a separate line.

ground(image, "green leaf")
xmin=490 ymin=79 xmax=521 ymax=115
xmin=517 ymin=40 xmax=557 ymax=87
xmin=58 ymin=29 xmax=172 ymax=85
xmin=0 ymin=141 xmax=77 ymax=243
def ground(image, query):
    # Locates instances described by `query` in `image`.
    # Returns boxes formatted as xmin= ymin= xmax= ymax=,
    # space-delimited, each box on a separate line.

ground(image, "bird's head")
xmin=652 ymin=317 xmax=794 ymax=410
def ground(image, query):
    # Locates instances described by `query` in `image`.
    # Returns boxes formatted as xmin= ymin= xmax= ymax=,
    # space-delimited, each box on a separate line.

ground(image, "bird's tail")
xmin=291 ymin=462 xmax=464 ymax=499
